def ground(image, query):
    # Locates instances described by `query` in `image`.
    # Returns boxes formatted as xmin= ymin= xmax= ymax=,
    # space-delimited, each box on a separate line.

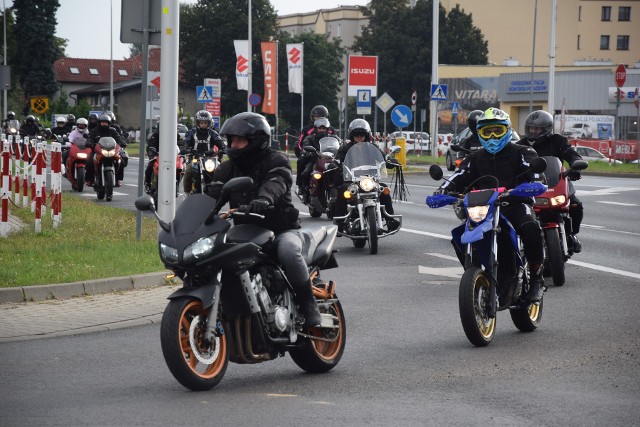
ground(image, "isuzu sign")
xmin=348 ymin=55 xmax=378 ymax=97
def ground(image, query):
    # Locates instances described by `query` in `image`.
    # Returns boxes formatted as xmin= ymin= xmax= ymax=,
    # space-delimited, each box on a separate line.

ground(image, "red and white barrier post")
xmin=33 ymin=142 xmax=45 ymax=233
xmin=285 ymin=132 xmax=289 ymax=153
xmin=1 ymin=140 xmax=10 ymax=237
xmin=50 ymin=142 xmax=62 ymax=227
xmin=22 ymin=138 xmax=30 ymax=208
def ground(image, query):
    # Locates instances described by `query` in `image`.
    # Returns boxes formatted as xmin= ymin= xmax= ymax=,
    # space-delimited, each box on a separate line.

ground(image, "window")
xmin=117 ymin=69 xmax=128 ymax=76
xmin=602 ymin=6 xmax=611 ymax=21
xmin=600 ymin=35 xmax=610 ymax=50
xmin=618 ymin=6 xmax=631 ymax=21
xmin=69 ymin=67 xmax=80 ymax=74
xmin=89 ymin=68 xmax=99 ymax=75
xmin=617 ymin=35 xmax=629 ymax=50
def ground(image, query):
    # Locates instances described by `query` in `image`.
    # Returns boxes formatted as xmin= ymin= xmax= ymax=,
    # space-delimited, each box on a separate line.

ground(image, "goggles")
xmin=478 ymin=124 xmax=508 ymax=139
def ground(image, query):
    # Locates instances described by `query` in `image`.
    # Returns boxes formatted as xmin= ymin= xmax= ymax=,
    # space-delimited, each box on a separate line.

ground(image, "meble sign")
xmin=348 ymin=55 xmax=378 ymax=97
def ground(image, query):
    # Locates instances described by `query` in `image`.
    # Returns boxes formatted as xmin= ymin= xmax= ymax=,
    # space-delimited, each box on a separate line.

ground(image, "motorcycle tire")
xmin=309 ymin=206 xmax=322 ymax=218
xmin=459 ymin=268 xmax=495 ymax=347
xmin=289 ymin=295 xmax=346 ymax=373
xmin=105 ymin=171 xmax=114 ymax=202
xmin=160 ymin=298 xmax=229 ymax=391
xmin=544 ymin=228 xmax=565 ymax=286
xmin=510 ymin=298 xmax=543 ymax=333
xmin=366 ymin=205 xmax=378 ymax=255
xmin=76 ymin=168 xmax=85 ymax=192
xmin=446 ymin=152 xmax=456 ymax=171
xmin=352 ymin=239 xmax=366 ymax=248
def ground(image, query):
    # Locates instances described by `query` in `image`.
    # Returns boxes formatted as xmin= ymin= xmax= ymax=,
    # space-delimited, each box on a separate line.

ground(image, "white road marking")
xmin=596 ymin=201 xmax=637 ymax=207
xmin=418 ymin=265 xmax=463 ymax=278
xmin=575 ymin=187 xmax=639 ymax=196
xmin=567 ymin=260 xmax=640 ymax=280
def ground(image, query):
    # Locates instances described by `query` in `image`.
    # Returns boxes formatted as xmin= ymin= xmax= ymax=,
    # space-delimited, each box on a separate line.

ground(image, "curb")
xmin=0 ymin=271 xmax=176 ymax=304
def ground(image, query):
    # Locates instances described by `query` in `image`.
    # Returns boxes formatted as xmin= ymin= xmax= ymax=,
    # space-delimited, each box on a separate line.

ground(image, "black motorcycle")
xmin=135 ymin=177 xmax=346 ymax=391
xmin=184 ymin=141 xmax=220 ymax=194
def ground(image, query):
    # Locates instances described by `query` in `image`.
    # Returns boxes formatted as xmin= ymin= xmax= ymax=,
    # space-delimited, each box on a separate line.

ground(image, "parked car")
xmin=563 ymin=123 xmax=593 ymax=139
xmin=574 ymin=145 xmax=622 ymax=164
xmin=389 ymin=131 xmax=431 ymax=154
xmin=177 ymin=123 xmax=189 ymax=141
xmin=445 ymin=128 xmax=521 ymax=171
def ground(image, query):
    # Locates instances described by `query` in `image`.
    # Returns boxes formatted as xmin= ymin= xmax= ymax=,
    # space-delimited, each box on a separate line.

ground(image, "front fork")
xmin=204 ymin=270 xmax=223 ymax=342
xmin=358 ymin=197 xmax=380 ymax=230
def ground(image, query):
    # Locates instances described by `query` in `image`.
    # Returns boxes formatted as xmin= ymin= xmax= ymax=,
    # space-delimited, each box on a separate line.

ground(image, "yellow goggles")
xmin=478 ymin=124 xmax=508 ymax=139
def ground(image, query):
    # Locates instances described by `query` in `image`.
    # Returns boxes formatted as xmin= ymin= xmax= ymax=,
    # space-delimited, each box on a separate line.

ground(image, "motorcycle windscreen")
xmin=318 ymin=136 xmax=341 ymax=157
xmin=540 ymin=156 xmax=563 ymax=188
xmin=342 ymin=142 xmax=386 ymax=181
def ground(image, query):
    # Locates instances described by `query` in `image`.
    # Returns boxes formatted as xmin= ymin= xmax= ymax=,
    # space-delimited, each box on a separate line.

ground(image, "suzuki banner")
xmin=348 ymin=55 xmax=378 ymax=97
xmin=233 ymin=40 xmax=249 ymax=91
xmin=286 ymin=43 xmax=303 ymax=94
xmin=261 ymin=42 xmax=277 ymax=115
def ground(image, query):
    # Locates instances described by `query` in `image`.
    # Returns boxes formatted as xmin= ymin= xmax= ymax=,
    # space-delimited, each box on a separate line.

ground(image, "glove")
xmin=239 ymin=197 xmax=270 ymax=215
xmin=568 ymin=170 xmax=581 ymax=181
xmin=82 ymin=133 xmax=89 ymax=139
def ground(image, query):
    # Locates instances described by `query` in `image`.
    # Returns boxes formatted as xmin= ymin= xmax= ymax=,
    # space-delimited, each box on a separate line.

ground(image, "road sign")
xmin=615 ymin=64 xmax=626 ymax=87
xmin=30 ymin=96 xmax=49 ymax=114
xmin=196 ymin=86 xmax=214 ymax=103
xmin=375 ymin=92 xmax=395 ymax=113
xmin=391 ymin=105 xmax=412 ymax=128
xmin=430 ymin=84 xmax=448 ymax=101
xmin=204 ymin=78 xmax=221 ymax=98
xmin=249 ymin=93 xmax=262 ymax=106
xmin=356 ymin=89 xmax=372 ymax=115
xmin=451 ymin=101 xmax=459 ymax=117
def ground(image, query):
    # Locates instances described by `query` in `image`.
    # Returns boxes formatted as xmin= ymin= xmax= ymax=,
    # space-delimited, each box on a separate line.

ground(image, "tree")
xmin=12 ymin=0 xmax=62 ymax=113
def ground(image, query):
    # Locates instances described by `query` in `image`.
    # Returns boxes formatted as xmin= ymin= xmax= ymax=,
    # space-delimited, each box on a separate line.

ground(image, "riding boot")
xmin=293 ymin=279 xmax=322 ymax=328
xmin=571 ymin=234 xmax=582 ymax=253
xmin=522 ymin=264 xmax=545 ymax=303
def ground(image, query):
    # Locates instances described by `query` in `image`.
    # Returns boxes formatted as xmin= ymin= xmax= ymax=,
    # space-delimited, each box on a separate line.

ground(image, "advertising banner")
xmin=233 ymin=40 xmax=249 ymax=91
xmin=348 ymin=55 xmax=377 ymax=97
xmin=553 ymin=114 xmax=615 ymax=139
xmin=261 ymin=42 xmax=277 ymax=115
xmin=286 ymin=43 xmax=303 ymax=94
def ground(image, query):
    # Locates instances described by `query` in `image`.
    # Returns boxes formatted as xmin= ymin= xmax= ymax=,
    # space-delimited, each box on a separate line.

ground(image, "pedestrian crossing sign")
xmin=430 ymin=84 xmax=448 ymax=101
xmin=196 ymin=85 xmax=214 ymax=103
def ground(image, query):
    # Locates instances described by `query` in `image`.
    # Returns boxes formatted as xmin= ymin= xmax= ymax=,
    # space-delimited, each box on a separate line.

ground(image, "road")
xmin=2 ymin=160 xmax=638 ymax=425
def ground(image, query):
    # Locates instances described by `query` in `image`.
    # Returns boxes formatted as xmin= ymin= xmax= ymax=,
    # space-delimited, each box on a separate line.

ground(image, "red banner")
xmin=261 ymin=42 xmax=277 ymax=115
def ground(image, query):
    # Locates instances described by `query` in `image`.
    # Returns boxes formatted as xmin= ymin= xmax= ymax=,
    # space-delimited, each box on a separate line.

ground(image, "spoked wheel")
xmin=365 ymin=205 xmax=378 ymax=255
xmin=290 ymin=296 xmax=346 ymax=373
xmin=459 ymin=268 xmax=496 ymax=347
xmin=104 ymin=171 xmax=114 ymax=201
xmin=160 ymin=298 xmax=229 ymax=391
xmin=544 ymin=228 xmax=565 ymax=286
xmin=76 ymin=168 xmax=85 ymax=192
xmin=510 ymin=297 xmax=543 ymax=332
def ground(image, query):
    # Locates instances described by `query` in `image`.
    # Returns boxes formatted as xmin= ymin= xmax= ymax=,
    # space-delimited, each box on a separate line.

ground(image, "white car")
xmin=563 ymin=123 xmax=593 ymax=139
xmin=177 ymin=124 xmax=188 ymax=140
xmin=574 ymin=145 xmax=622 ymax=164
xmin=389 ymin=131 xmax=431 ymax=154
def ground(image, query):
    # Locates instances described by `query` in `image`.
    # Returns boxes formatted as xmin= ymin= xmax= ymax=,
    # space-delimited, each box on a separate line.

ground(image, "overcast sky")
xmin=44 ymin=0 xmax=369 ymax=60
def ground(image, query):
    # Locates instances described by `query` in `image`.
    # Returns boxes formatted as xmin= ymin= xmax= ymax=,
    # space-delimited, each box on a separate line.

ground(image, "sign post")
xmin=615 ymin=64 xmax=626 ymax=141
xmin=375 ymin=92 xmax=395 ymax=148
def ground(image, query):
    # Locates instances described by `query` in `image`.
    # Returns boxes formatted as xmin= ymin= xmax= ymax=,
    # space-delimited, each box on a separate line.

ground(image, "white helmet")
xmin=56 ymin=116 xmax=67 ymax=125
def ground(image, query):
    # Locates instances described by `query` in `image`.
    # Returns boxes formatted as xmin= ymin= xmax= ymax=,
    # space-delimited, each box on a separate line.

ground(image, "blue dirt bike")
xmin=426 ymin=159 xmax=547 ymax=347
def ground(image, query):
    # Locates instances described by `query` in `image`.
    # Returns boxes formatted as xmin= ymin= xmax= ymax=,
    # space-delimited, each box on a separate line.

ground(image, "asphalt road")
xmin=2 ymin=159 xmax=637 ymax=426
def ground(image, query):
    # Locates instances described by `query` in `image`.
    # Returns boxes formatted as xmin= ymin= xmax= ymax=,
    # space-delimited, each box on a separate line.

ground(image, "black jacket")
xmin=88 ymin=126 xmax=126 ymax=148
xmin=184 ymin=128 xmax=226 ymax=157
xmin=441 ymin=142 xmax=541 ymax=193
xmin=517 ymin=134 xmax=583 ymax=166
xmin=296 ymin=124 xmax=336 ymax=158
xmin=460 ymin=132 xmax=482 ymax=154
xmin=207 ymin=149 xmax=300 ymax=233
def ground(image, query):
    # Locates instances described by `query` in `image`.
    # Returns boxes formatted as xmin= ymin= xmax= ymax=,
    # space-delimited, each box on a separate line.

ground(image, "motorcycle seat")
xmin=299 ymin=225 xmax=339 ymax=266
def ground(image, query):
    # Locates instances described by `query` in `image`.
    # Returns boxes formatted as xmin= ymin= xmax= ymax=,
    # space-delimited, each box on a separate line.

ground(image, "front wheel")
xmin=459 ymin=268 xmax=495 ymax=347
xmin=104 ymin=170 xmax=114 ymax=201
xmin=309 ymin=205 xmax=322 ymax=218
xmin=544 ymin=228 xmax=565 ymax=286
xmin=160 ymin=298 xmax=229 ymax=391
xmin=289 ymin=295 xmax=346 ymax=373
xmin=446 ymin=152 xmax=455 ymax=171
xmin=76 ymin=168 xmax=85 ymax=192
xmin=366 ymin=205 xmax=378 ymax=255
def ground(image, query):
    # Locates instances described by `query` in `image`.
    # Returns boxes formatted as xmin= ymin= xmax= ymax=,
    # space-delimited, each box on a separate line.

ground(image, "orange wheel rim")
xmin=308 ymin=302 xmax=343 ymax=360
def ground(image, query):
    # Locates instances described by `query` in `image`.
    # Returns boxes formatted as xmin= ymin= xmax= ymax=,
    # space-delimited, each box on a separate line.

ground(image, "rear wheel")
xmin=160 ymin=298 xmax=229 ymax=391
xmin=544 ymin=228 xmax=565 ymax=286
xmin=446 ymin=152 xmax=455 ymax=171
xmin=366 ymin=205 xmax=378 ymax=255
xmin=510 ymin=298 xmax=543 ymax=332
xmin=459 ymin=268 xmax=495 ymax=347
xmin=309 ymin=205 xmax=322 ymax=218
xmin=352 ymin=239 xmax=366 ymax=248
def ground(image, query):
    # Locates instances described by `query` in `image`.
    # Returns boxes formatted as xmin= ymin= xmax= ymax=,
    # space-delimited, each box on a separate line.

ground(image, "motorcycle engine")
xmin=253 ymin=271 xmax=292 ymax=333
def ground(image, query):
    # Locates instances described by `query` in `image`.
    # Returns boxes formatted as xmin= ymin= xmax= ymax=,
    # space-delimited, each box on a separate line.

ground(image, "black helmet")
xmin=97 ymin=114 xmax=111 ymax=127
xmin=104 ymin=111 xmax=116 ymax=123
xmin=524 ymin=110 xmax=553 ymax=143
xmin=67 ymin=114 xmax=76 ymax=124
xmin=310 ymin=105 xmax=329 ymax=122
xmin=466 ymin=110 xmax=483 ymax=135
xmin=195 ymin=110 xmax=212 ymax=128
xmin=348 ymin=118 xmax=371 ymax=142
xmin=220 ymin=112 xmax=271 ymax=159
xmin=89 ymin=113 xmax=98 ymax=122
xmin=26 ymin=115 xmax=35 ymax=124
xmin=7 ymin=111 xmax=15 ymax=120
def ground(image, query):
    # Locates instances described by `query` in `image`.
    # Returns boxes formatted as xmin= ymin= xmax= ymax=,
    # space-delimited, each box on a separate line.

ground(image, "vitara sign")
xmin=348 ymin=55 xmax=378 ymax=96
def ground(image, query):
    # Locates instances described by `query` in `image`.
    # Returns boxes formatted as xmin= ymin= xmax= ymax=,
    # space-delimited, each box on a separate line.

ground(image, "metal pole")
xmin=109 ymin=0 xmax=114 ymax=113
xmin=548 ymin=0 xmax=557 ymax=115
xmin=247 ymin=0 xmax=252 ymax=111
xmin=275 ymin=41 xmax=279 ymax=148
xmin=3 ymin=0 xmax=7 ymax=120
xmin=529 ymin=0 xmax=538 ymax=113
xmin=300 ymin=42 xmax=304 ymax=133
xmin=429 ymin=0 xmax=439 ymax=157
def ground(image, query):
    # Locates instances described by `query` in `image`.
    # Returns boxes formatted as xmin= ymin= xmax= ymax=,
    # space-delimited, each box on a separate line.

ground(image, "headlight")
xmin=183 ymin=235 xmax=216 ymax=263
xmin=102 ymin=149 xmax=116 ymax=157
xmin=76 ymin=153 xmax=88 ymax=159
xmin=204 ymin=158 xmax=217 ymax=172
xmin=10 ymin=127 xmax=17 ymax=134
xmin=549 ymin=195 xmax=566 ymax=206
xmin=359 ymin=177 xmax=376 ymax=192
xmin=313 ymin=172 xmax=322 ymax=180
xmin=160 ymin=243 xmax=179 ymax=263
xmin=534 ymin=197 xmax=549 ymax=207
xmin=467 ymin=205 xmax=489 ymax=223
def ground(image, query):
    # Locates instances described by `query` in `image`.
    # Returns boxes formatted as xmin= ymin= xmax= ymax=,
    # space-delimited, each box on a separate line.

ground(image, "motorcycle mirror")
xmin=135 ymin=195 xmax=155 ymax=211
xmin=450 ymin=144 xmax=462 ymax=152
xmin=222 ymin=176 xmax=253 ymax=194
xmin=303 ymin=146 xmax=318 ymax=154
xmin=429 ymin=164 xmax=444 ymax=181
xmin=571 ymin=160 xmax=589 ymax=171
xmin=389 ymin=145 xmax=401 ymax=154
xmin=529 ymin=157 xmax=547 ymax=174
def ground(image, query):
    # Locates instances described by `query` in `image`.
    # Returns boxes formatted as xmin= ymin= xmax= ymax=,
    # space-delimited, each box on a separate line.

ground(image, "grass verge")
xmin=0 ymin=193 xmax=164 ymax=288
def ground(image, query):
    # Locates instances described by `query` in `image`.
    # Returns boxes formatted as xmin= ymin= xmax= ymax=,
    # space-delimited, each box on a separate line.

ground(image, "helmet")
xmin=314 ymin=117 xmax=330 ymax=129
xmin=67 ymin=114 xmax=76 ymax=124
xmin=89 ymin=113 xmax=98 ymax=122
xmin=466 ymin=110 xmax=483 ymax=135
xmin=55 ymin=116 xmax=66 ymax=126
xmin=195 ymin=110 xmax=212 ymax=128
xmin=524 ymin=110 xmax=553 ymax=143
xmin=348 ymin=118 xmax=371 ymax=142
xmin=76 ymin=118 xmax=88 ymax=130
xmin=26 ymin=115 xmax=35 ymax=124
xmin=104 ymin=111 xmax=116 ymax=123
xmin=476 ymin=108 xmax=513 ymax=154
xmin=97 ymin=114 xmax=111 ymax=127
xmin=310 ymin=105 xmax=329 ymax=122
xmin=7 ymin=111 xmax=15 ymax=120
xmin=220 ymin=112 xmax=271 ymax=160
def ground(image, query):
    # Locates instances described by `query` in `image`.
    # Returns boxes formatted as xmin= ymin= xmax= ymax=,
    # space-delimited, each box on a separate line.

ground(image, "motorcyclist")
xmin=62 ymin=117 xmax=90 ymax=175
xmin=2 ymin=111 xmax=17 ymax=132
xmin=206 ymin=112 xmax=322 ymax=328
xmin=88 ymin=113 xmax=99 ymax=131
xmin=66 ymin=114 xmax=76 ymax=131
xmin=518 ymin=109 xmax=584 ymax=252
xmin=86 ymin=114 xmax=127 ymax=186
xmin=297 ymin=117 xmax=331 ymax=203
xmin=104 ymin=111 xmax=125 ymax=136
xmin=51 ymin=116 xmax=69 ymax=138
xmin=333 ymin=118 xmax=400 ymax=230
xmin=295 ymin=105 xmax=336 ymax=158
xmin=19 ymin=115 xmax=47 ymax=138
xmin=458 ymin=109 xmax=483 ymax=154
xmin=182 ymin=110 xmax=226 ymax=194
xmin=144 ymin=128 xmax=183 ymax=193
xmin=436 ymin=108 xmax=546 ymax=303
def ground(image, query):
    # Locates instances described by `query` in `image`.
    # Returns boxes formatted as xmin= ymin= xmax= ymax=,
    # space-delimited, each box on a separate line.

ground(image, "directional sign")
xmin=430 ymin=84 xmax=448 ymax=101
xmin=391 ymin=104 xmax=412 ymax=128
xmin=196 ymin=85 xmax=214 ymax=103
xmin=375 ymin=92 xmax=395 ymax=113
xmin=451 ymin=101 xmax=459 ymax=117
xmin=615 ymin=64 xmax=626 ymax=88
xmin=356 ymin=89 xmax=372 ymax=115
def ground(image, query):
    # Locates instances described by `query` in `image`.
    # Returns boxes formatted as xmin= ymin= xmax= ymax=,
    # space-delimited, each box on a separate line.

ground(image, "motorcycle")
xmin=185 ymin=142 xmax=220 ymax=194
xmin=533 ymin=156 xmax=588 ymax=286
xmin=60 ymin=134 xmax=92 ymax=192
xmin=134 ymin=176 xmax=346 ymax=391
xmin=4 ymin=119 xmax=20 ymax=138
xmin=426 ymin=158 xmax=548 ymax=347
xmin=146 ymin=145 xmax=185 ymax=205
xmin=299 ymin=136 xmax=342 ymax=219
xmin=332 ymin=143 xmax=402 ymax=255
xmin=93 ymin=136 xmax=123 ymax=202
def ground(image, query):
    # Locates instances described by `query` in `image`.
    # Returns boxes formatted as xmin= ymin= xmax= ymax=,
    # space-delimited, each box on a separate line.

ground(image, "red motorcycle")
xmin=146 ymin=146 xmax=185 ymax=205
xmin=65 ymin=135 xmax=92 ymax=192
xmin=533 ymin=156 xmax=588 ymax=286
xmin=93 ymin=137 xmax=123 ymax=202
xmin=300 ymin=136 xmax=342 ymax=218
